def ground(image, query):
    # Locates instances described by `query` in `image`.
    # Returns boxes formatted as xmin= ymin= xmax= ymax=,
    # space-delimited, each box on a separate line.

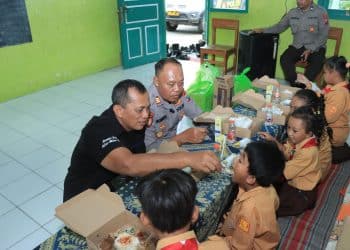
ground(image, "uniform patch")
xmin=155 ymin=96 xmax=161 ymax=105
xmin=238 ymin=218 xmax=250 ymax=232
xmin=156 ymin=131 xmax=163 ymax=138
xmin=330 ymin=106 xmax=337 ymax=114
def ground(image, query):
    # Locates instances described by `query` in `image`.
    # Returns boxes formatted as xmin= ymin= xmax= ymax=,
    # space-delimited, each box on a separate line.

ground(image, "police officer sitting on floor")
xmin=145 ymin=58 xmax=208 ymax=150
xmin=63 ymin=79 xmax=221 ymax=201
xmin=254 ymin=0 xmax=329 ymax=88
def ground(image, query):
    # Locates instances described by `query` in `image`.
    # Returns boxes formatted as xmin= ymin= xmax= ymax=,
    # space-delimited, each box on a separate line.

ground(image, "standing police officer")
xmin=145 ymin=58 xmax=207 ymax=150
xmin=255 ymin=0 xmax=329 ymax=87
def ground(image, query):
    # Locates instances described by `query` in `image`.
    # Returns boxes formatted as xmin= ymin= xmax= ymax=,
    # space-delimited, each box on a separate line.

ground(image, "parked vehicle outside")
xmin=165 ymin=0 xmax=205 ymax=33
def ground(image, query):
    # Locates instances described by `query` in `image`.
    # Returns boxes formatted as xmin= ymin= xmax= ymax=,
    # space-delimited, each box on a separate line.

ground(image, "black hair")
xmin=244 ymin=141 xmax=285 ymax=187
xmin=324 ymin=55 xmax=350 ymax=82
xmin=289 ymin=106 xmax=326 ymax=145
xmin=135 ymin=169 xmax=198 ymax=233
xmin=293 ymin=89 xmax=332 ymax=139
xmin=154 ymin=58 xmax=181 ymax=76
xmin=111 ymin=79 xmax=147 ymax=107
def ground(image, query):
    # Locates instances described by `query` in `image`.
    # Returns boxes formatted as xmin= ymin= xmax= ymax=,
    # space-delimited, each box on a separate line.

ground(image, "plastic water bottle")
xmin=213 ymin=143 xmax=221 ymax=160
xmin=265 ymin=104 xmax=273 ymax=126
xmin=227 ymin=117 xmax=236 ymax=144
xmin=273 ymin=86 xmax=281 ymax=105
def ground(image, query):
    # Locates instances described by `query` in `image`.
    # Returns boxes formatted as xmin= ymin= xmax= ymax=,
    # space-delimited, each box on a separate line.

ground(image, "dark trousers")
xmin=276 ymin=182 xmax=317 ymax=217
xmin=332 ymin=143 xmax=350 ymax=164
xmin=280 ymin=46 xmax=326 ymax=84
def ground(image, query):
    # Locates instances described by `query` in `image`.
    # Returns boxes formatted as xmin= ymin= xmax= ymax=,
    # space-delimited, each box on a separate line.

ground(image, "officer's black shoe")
xmin=291 ymin=81 xmax=307 ymax=89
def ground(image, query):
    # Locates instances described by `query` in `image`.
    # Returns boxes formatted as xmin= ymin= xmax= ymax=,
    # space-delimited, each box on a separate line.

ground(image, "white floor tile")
xmin=20 ymin=186 xmax=63 ymax=225
xmin=34 ymin=129 xmax=78 ymax=156
xmin=43 ymin=218 xmax=64 ymax=235
xmin=0 ymin=137 xmax=43 ymax=159
xmin=58 ymin=100 xmax=98 ymax=116
xmin=0 ymin=161 xmax=31 ymax=188
xmin=0 ymin=173 xmax=51 ymax=205
xmin=8 ymin=228 xmax=51 ymax=250
xmin=0 ymin=151 xmax=12 ymax=166
xmin=55 ymin=181 xmax=64 ymax=190
xmin=29 ymin=106 xmax=77 ymax=125
xmin=17 ymin=146 xmax=64 ymax=170
xmin=54 ymin=115 xmax=91 ymax=134
xmin=35 ymin=156 xmax=70 ymax=185
xmin=1 ymin=113 xmax=53 ymax=136
xmin=0 ymin=194 xmax=15 ymax=216
xmin=0 ymin=123 xmax=26 ymax=147
xmin=0 ymin=208 xmax=40 ymax=249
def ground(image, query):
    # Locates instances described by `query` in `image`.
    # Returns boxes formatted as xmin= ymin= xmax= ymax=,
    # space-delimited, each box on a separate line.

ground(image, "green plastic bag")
xmin=234 ymin=67 xmax=253 ymax=94
xmin=187 ymin=63 xmax=220 ymax=112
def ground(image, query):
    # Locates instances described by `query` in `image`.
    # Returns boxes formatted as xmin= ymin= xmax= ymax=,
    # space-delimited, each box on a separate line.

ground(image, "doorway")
xmin=164 ymin=0 xmax=208 ymax=61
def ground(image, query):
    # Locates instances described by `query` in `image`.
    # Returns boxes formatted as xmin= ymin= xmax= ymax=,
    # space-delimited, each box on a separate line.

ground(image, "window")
xmin=210 ymin=0 xmax=248 ymax=13
xmin=318 ymin=0 xmax=350 ymax=20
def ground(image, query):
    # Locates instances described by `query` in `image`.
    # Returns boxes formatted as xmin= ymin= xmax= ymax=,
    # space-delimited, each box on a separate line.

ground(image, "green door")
xmin=117 ymin=0 xmax=166 ymax=68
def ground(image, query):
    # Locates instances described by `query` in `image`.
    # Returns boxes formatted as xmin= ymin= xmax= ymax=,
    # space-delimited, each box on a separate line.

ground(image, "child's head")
xmin=135 ymin=169 xmax=198 ymax=235
xmin=323 ymin=56 xmax=350 ymax=84
xmin=291 ymin=89 xmax=322 ymax=112
xmin=290 ymin=89 xmax=332 ymax=140
xmin=233 ymin=141 xmax=285 ymax=189
xmin=287 ymin=106 xmax=325 ymax=145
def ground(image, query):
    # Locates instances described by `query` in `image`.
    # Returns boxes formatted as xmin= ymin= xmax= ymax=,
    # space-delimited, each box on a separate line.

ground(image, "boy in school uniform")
xmin=135 ymin=169 xmax=229 ymax=250
xmin=218 ymin=141 xmax=285 ymax=249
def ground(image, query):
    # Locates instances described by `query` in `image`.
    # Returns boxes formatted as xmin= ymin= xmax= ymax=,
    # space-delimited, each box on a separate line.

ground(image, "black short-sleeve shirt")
xmin=63 ymin=106 xmax=145 ymax=201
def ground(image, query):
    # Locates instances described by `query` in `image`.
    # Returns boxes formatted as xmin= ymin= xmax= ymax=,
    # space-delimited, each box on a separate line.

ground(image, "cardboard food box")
xmin=55 ymin=185 xmax=155 ymax=250
xmin=222 ymin=114 xmax=264 ymax=138
xmin=194 ymin=106 xmax=263 ymax=138
xmin=193 ymin=105 xmax=234 ymax=124
xmin=213 ymin=75 xmax=234 ymax=108
xmin=252 ymin=76 xmax=300 ymax=101
xmin=231 ymin=89 xmax=266 ymax=110
xmin=256 ymin=104 xmax=290 ymax=125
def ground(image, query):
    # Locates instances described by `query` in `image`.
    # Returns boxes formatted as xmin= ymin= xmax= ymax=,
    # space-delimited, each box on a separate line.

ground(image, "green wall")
xmin=0 ymin=0 xmax=121 ymax=103
xmin=209 ymin=0 xmax=350 ymax=79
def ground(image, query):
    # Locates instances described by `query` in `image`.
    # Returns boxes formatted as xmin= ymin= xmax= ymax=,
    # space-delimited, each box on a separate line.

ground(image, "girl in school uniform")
xmin=322 ymin=56 xmax=350 ymax=163
xmin=260 ymin=106 xmax=327 ymax=216
xmin=290 ymin=89 xmax=332 ymax=181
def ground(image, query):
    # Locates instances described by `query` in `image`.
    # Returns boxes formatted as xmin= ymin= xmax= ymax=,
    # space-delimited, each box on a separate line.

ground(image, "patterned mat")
xmin=277 ymin=162 xmax=350 ymax=250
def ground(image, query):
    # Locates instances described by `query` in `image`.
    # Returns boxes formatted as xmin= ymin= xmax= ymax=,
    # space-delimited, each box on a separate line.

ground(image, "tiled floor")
xmin=0 ymin=60 xmax=200 ymax=249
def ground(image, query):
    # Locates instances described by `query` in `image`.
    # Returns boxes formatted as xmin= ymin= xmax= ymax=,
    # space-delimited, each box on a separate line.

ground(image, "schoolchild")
xmin=261 ymin=106 xmax=325 ymax=216
xmin=135 ymin=169 xmax=229 ymax=250
xmin=290 ymin=89 xmax=332 ymax=181
xmin=322 ymin=56 xmax=350 ymax=163
xmin=218 ymin=141 xmax=285 ymax=249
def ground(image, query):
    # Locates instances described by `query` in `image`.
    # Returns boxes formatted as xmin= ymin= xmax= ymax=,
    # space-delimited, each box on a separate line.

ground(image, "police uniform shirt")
xmin=283 ymin=137 xmax=321 ymax=191
xmin=264 ymin=3 xmax=329 ymax=52
xmin=219 ymin=186 xmax=280 ymax=250
xmin=323 ymin=82 xmax=350 ymax=146
xmin=145 ymin=84 xmax=202 ymax=150
xmin=63 ymin=105 xmax=145 ymax=201
xmin=156 ymin=231 xmax=229 ymax=250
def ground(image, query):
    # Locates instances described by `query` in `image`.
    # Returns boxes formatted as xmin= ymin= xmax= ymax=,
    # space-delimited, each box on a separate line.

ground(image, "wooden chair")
xmin=200 ymin=18 xmax=239 ymax=74
xmin=296 ymin=26 xmax=343 ymax=86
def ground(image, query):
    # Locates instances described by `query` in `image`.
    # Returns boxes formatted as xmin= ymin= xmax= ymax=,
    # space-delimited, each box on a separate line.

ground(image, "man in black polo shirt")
xmin=63 ymin=79 xmax=221 ymax=201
